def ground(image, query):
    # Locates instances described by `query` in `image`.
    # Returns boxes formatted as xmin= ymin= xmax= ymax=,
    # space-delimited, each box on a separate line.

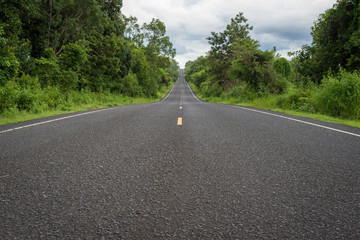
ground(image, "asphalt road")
xmin=1 ymin=70 xmax=360 ymax=239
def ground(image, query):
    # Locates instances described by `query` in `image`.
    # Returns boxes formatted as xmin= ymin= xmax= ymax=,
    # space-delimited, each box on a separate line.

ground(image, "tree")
xmin=87 ymin=34 xmax=132 ymax=92
xmin=274 ymin=57 xmax=291 ymax=78
xmin=207 ymin=12 xmax=253 ymax=60
xmin=230 ymin=38 xmax=275 ymax=90
xmin=207 ymin=12 xmax=253 ymax=88
xmin=142 ymin=18 xmax=176 ymax=60
xmin=295 ymin=0 xmax=360 ymax=83
xmin=123 ymin=15 xmax=143 ymax=46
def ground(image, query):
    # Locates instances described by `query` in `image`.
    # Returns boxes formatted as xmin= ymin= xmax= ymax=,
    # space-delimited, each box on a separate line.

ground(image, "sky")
xmin=122 ymin=0 xmax=336 ymax=68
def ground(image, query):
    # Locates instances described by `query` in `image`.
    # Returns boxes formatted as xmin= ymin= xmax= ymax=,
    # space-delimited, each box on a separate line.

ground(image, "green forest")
xmin=0 ymin=0 xmax=178 ymax=122
xmin=185 ymin=0 xmax=360 ymax=122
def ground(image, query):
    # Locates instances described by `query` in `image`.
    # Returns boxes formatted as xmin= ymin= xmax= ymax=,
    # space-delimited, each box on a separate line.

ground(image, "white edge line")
xmin=186 ymin=83 xmax=202 ymax=102
xmin=232 ymin=105 xmax=360 ymax=138
xmin=0 ymin=107 xmax=117 ymax=134
xmin=161 ymin=85 xmax=175 ymax=102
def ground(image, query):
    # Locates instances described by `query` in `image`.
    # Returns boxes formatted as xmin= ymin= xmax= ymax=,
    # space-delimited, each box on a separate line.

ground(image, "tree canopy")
xmin=0 ymin=0 xmax=179 ymax=114
xmin=294 ymin=0 xmax=360 ymax=83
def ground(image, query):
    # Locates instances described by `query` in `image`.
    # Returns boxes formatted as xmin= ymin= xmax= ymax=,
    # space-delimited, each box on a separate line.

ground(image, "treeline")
xmin=186 ymin=0 xmax=360 ymax=120
xmin=0 ymin=0 xmax=178 ymax=116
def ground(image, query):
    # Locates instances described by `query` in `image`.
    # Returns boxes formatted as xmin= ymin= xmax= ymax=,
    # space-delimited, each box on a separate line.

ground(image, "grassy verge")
xmin=189 ymin=83 xmax=360 ymax=129
xmin=0 ymin=82 xmax=174 ymax=126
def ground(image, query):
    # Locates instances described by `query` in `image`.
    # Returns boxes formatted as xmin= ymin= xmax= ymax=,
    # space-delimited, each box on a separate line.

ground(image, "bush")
xmin=229 ymin=85 xmax=256 ymax=102
xmin=0 ymin=81 xmax=19 ymax=112
xmin=59 ymin=70 xmax=79 ymax=90
xmin=16 ymin=74 xmax=40 ymax=89
xmin=269 ymin=77 xmax=288 ymax=94
xmin=276 ymin=88 xmax=312 ymax=111
xmin=16 ymin=88 xmax=36 ymax=111
xmin=200 ymin=79 xmax=222 ymax=98
xmin=0 ymin=78 xmax=39 ymax=113
xmin=313 ymin=70 xmax=360 ymax=119
xmin=191 ymin=69 xmax=207 ymax=87
xmin=40 ymin=86 xmax=65 ymax=109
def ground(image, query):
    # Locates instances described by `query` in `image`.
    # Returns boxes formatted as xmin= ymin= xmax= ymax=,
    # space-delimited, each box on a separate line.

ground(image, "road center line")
xmin=232 ymin=105 xmax=360 ymax=138
xmin=177 ymin=117 xmax=182 ymax=126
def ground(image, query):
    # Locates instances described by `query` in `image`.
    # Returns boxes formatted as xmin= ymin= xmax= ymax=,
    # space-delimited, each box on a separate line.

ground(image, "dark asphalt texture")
xmin=1 ymin=70 xmax=360 ymax=239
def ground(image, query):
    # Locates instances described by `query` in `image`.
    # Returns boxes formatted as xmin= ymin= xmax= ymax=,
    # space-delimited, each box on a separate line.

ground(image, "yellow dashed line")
xmin=177 ymin=117 xmax=182 ymax=125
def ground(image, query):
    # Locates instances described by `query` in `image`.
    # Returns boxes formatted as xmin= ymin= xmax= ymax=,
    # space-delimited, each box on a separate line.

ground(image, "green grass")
xmin=0 ymin=83 xmax=174 ymax=126
xmin=189 ymin=83 xmax=360 ymax=129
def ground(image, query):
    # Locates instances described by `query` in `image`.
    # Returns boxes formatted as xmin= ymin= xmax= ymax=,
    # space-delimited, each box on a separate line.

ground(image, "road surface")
xmin=1 ymin=70 xmax=360 ymax=239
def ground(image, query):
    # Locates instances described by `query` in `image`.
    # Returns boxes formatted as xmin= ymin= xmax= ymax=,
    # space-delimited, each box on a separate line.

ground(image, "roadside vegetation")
xmin=0 ymin=1 xmax=178 ymax=125
xmin=185 ymin=0 xmax=360 ymax=127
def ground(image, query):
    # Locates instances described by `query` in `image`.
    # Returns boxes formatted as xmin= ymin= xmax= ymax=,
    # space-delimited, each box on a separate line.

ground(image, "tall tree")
xmin=142 ymin=18 xmax=176 ymax=60
xmin=206 ymin=12 xmax=253 ymax=89
xmin=295 ymin=0 xmax=360 ymax=83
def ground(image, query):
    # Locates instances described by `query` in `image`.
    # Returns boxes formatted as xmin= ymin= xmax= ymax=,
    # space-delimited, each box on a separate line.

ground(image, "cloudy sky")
xmin=122 ymin=0 xmax=336 ymax=68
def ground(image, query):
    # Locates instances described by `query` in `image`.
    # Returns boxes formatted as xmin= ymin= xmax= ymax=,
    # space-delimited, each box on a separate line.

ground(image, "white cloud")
xmin=122 ymin=0 xmax=336 ymax=68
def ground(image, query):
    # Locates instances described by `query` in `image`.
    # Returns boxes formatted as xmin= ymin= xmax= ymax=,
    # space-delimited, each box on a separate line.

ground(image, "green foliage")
xmin=200 ymin=79 xmax=222 ymax=98
xmin=0 ymin=0 xmax=178 ymax=119
xmin=191 ymin=70 xmax=207 ymax=88
xmin=207 ymin=12 xmax=252 ymax=60
xmin=0 ymin=81 xmax=19 ymax=113
xmin=294 ymin=0 xmax=360 ymax=83
xmin=167 ymin=60 xmax=180 ymax=82
xmin=131 ymin=48 xmax=153 ymax=95
xmin=268 ymin=77 xmax=288 ymax=94
xmin=185 ymin=7 xmax=360 ymax=124
xmin=0 ymin=75 xmax=41 ymax=113
xmin=33 ymin=48 xmax=60 ymax=87
xmin=274 ymin=57 xmax=291 ymax=78
xmin=0 ymin=27 xmax=20 ymax=85
xmin=142 ymin=18 xmax=176 ymax=59
xmin=228 ymin=85 xmax=257 ymax=102
xmin=185 ymin=56 xmax=208 ymax=87
xmin=15 ymin=40 xmax=35 ymax=75
xmin=86 ymin=34 xmax=133 ymax=92
xmin=123 ymin=15 xmax=143 ymax=45
xmin=206 ymin=12 xmax=253 ymax=85
xmin=59 ymin=42 xmax=87 ymax=72
xmin=121 ymin=71 xmax=139 ymax=96
xmin=157 ymin=68 xmax=170 ymax=84
xmin=276 ymin=88 xmax=313 ymax=111
xmin=187 ymin=12 xmax=278 ymax=97
xmin=313 ymin=70 xmax=360 ymax=119
xmin=230 ymin=38 xmax=275 ymax=91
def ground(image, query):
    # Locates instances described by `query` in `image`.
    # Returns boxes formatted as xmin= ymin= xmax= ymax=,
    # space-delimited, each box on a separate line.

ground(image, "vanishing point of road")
xmin=1 ymin=70 xmax=360 ymax=239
